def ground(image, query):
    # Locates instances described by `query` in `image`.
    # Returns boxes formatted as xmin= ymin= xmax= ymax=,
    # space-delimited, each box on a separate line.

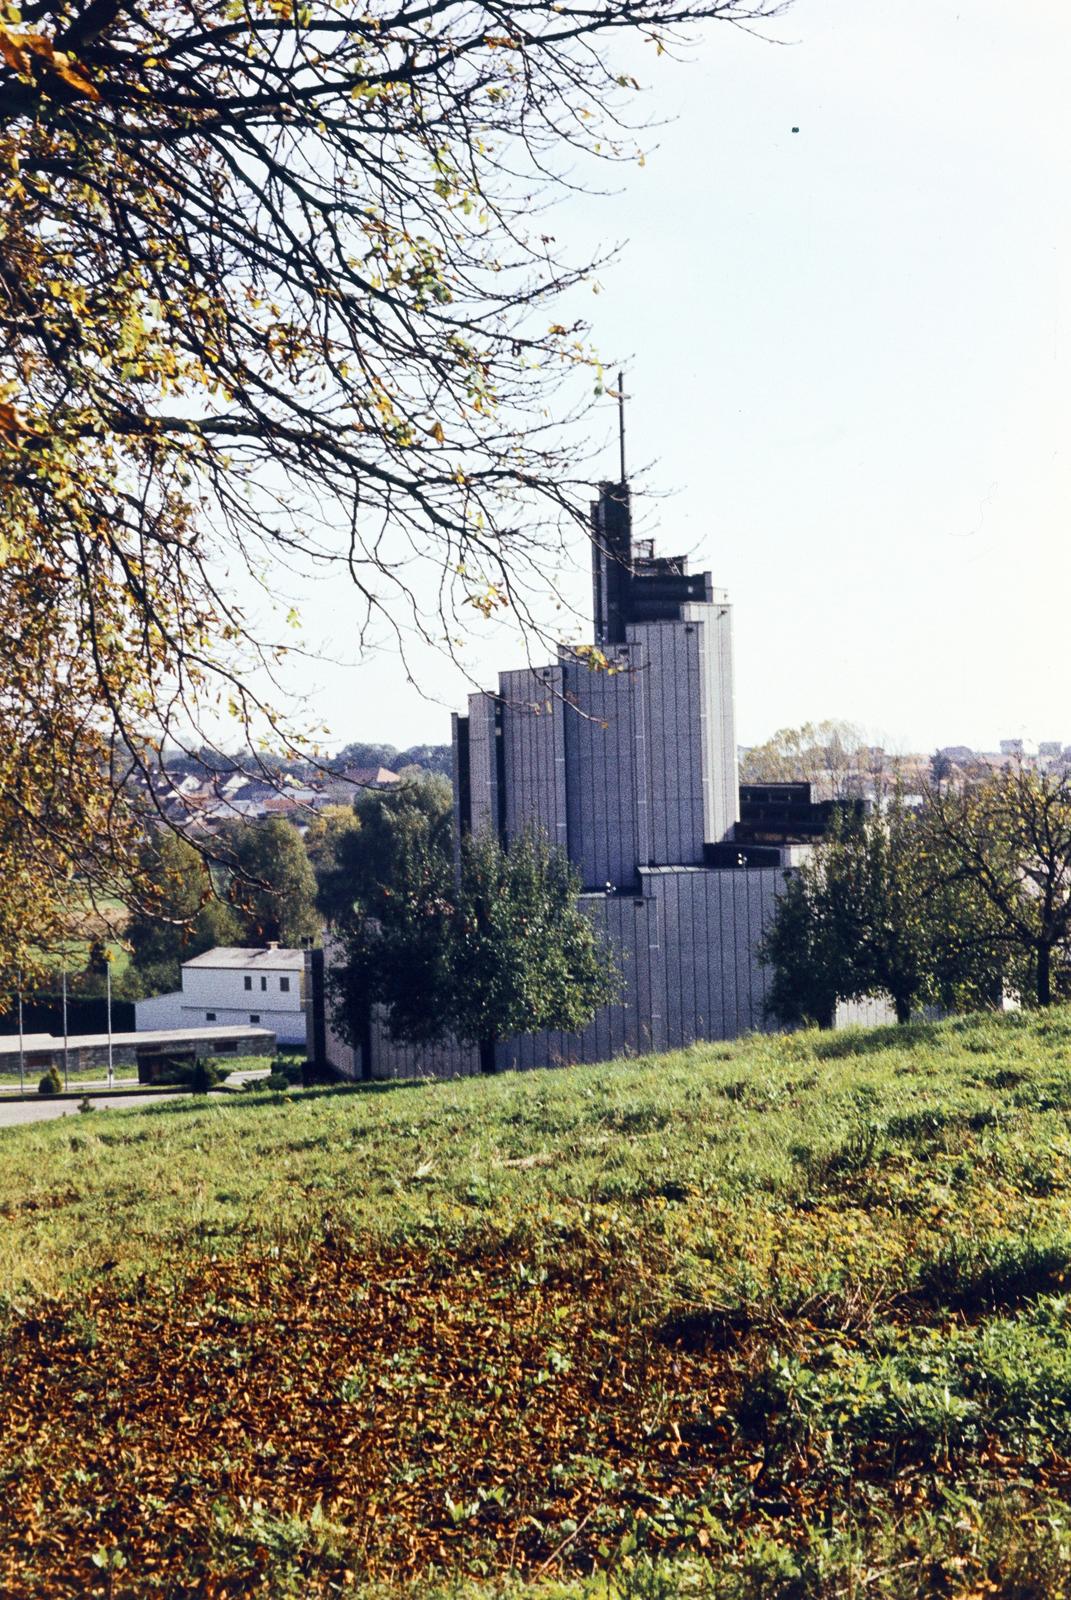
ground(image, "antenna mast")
xmin=617 ymin=368 xmax=626 ymax=485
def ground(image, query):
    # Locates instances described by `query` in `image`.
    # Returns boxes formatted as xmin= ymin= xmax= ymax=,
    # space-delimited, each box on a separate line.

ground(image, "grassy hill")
xmin=4 ymin=1010 xmax=1071 ymax=1596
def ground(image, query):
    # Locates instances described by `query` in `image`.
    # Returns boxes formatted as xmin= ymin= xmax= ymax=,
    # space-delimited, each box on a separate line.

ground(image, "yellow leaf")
xmin=0 ymin=24 xmax=28 ymax=71
xmin=430 ymin=420 xmax=444 ymax=443
xmin=0 ymin=400 xmax=23 ymax=441
xmin=50 ymin=51 xmax=100 ymax=98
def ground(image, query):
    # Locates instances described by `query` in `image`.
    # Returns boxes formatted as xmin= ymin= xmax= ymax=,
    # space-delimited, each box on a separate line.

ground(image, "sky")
xmin=259 ymin=0 xmax=1071 ymax=757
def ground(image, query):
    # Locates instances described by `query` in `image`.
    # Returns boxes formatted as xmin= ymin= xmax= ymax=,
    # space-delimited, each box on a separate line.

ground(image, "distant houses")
xmin=135 ymin=763 xmax=401 ymax=833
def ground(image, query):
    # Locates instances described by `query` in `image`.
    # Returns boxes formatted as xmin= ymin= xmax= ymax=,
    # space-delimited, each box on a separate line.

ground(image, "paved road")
xmin=0 ymin=1069 xmax=269 ymax=1129
xmin=0 ymin=1092 xmax=193 ymax=1128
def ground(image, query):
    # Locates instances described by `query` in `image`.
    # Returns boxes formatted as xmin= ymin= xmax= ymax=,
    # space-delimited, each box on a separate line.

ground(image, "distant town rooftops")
xmin=339 ymin=765 xmax=401 ymax=788
xmin=181 ymin=946 xmax=307 ymax=971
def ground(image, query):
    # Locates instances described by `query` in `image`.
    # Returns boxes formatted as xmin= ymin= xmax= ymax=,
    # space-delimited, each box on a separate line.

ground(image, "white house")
xmin=135 ymin=946 xmax=307 ymax=1047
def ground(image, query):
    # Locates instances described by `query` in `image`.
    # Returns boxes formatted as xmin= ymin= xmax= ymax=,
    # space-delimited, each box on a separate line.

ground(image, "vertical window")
xmin=260 ymin=975 xmax=267 ymax=991
xmin=280 ymin=976 xmax=290 ymax=993
xmin=244 ymin=975 xmax=252 ymax=991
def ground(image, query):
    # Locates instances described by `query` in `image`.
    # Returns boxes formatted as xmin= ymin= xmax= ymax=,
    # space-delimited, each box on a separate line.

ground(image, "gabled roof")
xmin=181 ymin=946 xmax=307 ymax=971
xmin=340 ymin=765 xmax=400 ymax=787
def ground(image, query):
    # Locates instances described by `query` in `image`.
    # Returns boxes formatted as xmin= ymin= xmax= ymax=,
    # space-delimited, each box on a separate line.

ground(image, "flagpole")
xmin=106 ymin=957 xmax=113 ymax=1089
xmin=62 ymin=965 xmax=69 ymax=1091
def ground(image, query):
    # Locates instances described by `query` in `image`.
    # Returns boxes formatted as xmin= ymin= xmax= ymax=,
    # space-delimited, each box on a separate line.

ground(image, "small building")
xmin=135 ymin=946 xmax=307 ymax=1046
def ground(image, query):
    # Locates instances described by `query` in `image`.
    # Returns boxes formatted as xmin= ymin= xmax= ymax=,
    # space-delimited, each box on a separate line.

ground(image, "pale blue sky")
xmin=266 ymin=0 xmax=1071 ymax=756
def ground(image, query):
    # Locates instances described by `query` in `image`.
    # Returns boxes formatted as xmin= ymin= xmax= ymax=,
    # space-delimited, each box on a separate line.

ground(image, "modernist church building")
xmin=312 ymin=480 xmax=825 ymax=1080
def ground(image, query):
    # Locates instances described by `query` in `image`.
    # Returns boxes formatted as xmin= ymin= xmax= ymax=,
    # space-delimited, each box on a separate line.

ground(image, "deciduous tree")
xmin=450 ymin=828 xmax=617 ymax=1073
xmin=926 ymin=768 xmax=1071 ymax=1008
xmin=229 ymin=819 xmax=319 ymax=947
xmin=330 ymin=824 xmax=617 ymax=1072
xmin=0 ymin=0 xmax=781 ymax=971
xmin=123 ymin=829 xmax=242 ymax=995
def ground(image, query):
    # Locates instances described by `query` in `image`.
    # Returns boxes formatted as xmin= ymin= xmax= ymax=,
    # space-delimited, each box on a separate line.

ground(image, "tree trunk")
xmin=1038 ymin=944 xmax=1052 ymax=1007
xmin=894 ymin=994 xmax=912 ymax=1025
xmin=359 ymin=1009 xmax=374 ymax=1082
xmin=479 ymin=1037 xmax=497 ymax=1075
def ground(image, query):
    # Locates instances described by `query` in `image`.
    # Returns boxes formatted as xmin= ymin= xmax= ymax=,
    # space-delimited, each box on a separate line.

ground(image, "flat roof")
xmin=0 ymin=1026 xmax=277 ymax=1057
xmin=181 ymin=946 xmax=306 ymax=972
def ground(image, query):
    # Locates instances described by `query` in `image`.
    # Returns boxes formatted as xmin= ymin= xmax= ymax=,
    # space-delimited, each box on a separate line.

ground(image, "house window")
xmin=250 ymin=1013 xmax=260 ymax=1024
xmin=244 ymin=975 xmax=252 ymax=991
xmin=280 ymin=976 xmax=290 ymax=993
xmin=260 ymin=976 xmax=267 ymax=991
xmin=206 ymin=1012 xmax=216 ymax=1022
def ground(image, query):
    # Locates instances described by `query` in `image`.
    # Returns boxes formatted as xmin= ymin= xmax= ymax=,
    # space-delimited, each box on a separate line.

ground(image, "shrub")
xmin=187 ymin=1059 xmax=222 ymax=1095
xmin=37 ymin=1067 xmax=62 ymax=1097
xmin=264 ymin=1072 xmax=289 ymax=1092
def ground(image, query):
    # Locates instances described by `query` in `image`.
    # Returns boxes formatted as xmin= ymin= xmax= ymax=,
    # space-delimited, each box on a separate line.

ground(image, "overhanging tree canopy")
xmin=0 ymin=0 xmax=782 ymax=974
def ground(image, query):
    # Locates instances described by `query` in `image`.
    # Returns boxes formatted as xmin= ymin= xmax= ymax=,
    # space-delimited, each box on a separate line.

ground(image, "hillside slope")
xmin=4 ymin=1010 xmax=1071 ymax=1597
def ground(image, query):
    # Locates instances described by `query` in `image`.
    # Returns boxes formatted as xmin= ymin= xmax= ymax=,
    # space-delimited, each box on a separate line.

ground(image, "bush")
xmin=269 ymin=1056 xmax=304 ymax=1085
xmin=187 ymin=1059 xmax=222 ymax=1095
xmin=37 ymin=1067 xmax=62 ymax=1097
xmin=264 ymin=1071 xmax=289 ymax=1092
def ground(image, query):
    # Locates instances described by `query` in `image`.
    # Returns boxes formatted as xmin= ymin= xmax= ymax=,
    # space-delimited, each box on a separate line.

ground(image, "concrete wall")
xmin=642 ymin=866 xmax=781 ymax=1047
xmin=686 ymin=598 xmax=739 ymax=845
xmin=560 ymin=646 xmax=648 ymax=892
xmin=499 ymin=666 xmax=569 ymax=854
xmin=183 ymin=967 xmax=303 ymax=1014
xmin=627 ymin=622 xmax=707 ymax=867
xmin=467 ymin=691 xmax=501 ymax=837
xmin=135 ymin=992 xmax=184 ymax=1031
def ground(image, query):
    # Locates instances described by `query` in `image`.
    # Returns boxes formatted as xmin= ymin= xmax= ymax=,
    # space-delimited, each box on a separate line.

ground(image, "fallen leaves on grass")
xmin=0 ymin=1234 xmax=740 ymax=1597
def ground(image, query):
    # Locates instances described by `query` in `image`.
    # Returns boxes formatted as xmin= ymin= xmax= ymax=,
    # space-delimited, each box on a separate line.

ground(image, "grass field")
xmin=4 ymin=1010 xmax=1071 ymax=1596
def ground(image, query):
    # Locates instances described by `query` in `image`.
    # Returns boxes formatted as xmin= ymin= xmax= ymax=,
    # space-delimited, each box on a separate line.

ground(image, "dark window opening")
xmin=260 ymin=976 xmax=267 ymax=991
xmin=250 ymin=1014 xmax=260 ymax=1024
xmin=243 ymin=976 xmax=252 ymax=991
xmin=205 ymin=1012 xmax=216 ymax=1022
xmin=280 ymin=976 xmax=290 ymax=993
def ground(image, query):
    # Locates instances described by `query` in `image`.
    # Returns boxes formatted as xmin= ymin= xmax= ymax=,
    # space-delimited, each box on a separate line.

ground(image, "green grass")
xmin=6 ymin=1008 xmax=1071 ymax=1596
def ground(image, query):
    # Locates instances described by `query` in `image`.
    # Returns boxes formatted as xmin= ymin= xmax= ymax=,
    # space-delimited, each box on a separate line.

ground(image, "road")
xmin=0 ymin=1092 xmax=192 ymax=1128
xmin=0 ymin=1069 xmax=269 ymax=1129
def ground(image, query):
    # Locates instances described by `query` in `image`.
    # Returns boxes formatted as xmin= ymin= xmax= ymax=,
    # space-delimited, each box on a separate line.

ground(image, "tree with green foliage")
xmin=304 ymin=806 xmax=365 ymax=930
xmin=229 ymin=820 xmax=319 ymax=948
xmin=761 ymin=796 xmax=1004 ymax=1028
xmin=450 ymin=829 xmax=618 ymax=1073
xmin=330 ymin=826 xmax=617 ymax=1073
xmin=319 ymin=776 xmax=454 ymax=931
xmin=759 ymin=864 xmax=845 ymax=1030
xmin=123 ymin=830 xmax=242 ymax=995
xmin=926 ymin=768 xmax=1071 ymax=1008
xmin=328 ymin=803 xmax=456 ymax=1064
